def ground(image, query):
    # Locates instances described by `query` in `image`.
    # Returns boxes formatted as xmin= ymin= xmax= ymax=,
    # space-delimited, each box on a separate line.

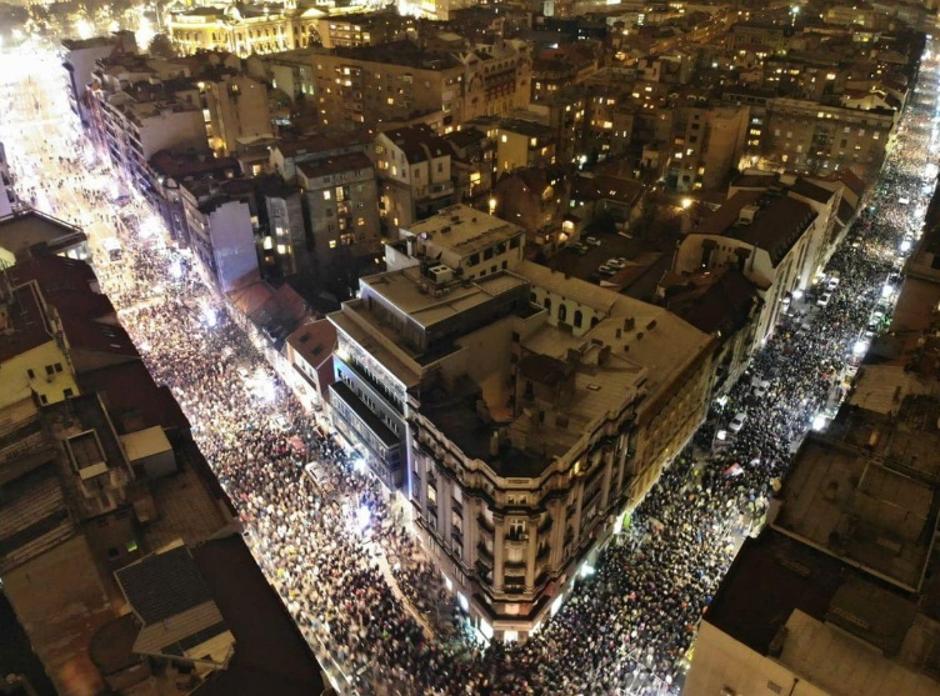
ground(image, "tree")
xmin=149 ymin=33 xmax=175 ymax=58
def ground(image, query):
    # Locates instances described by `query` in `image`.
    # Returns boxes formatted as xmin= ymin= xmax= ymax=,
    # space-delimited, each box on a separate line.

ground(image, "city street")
xmin=1 ymin=33 xmax=938 ymax=695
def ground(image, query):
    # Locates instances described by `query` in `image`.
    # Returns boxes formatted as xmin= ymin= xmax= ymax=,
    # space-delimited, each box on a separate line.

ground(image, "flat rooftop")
xmin=771 ymin=434 xmax=939 ymax=592
xmin=514 ymin=261 xmax=712 ymax=410
xmin=362 ymin=265 xmax=527 ymax=330
xmin=401 ymin=204 xmax=524 ymax=260
xmin=705 ymin=530 xmax=940 ymax=693
xmin=0 ymin=211 xmax=86 ymax=259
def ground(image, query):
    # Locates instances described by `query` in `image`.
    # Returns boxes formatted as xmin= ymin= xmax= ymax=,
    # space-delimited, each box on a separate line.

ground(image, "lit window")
xmin=500 ymin=134 xmax=508 ymax=143
xmin=276 ymin=243 xmax=287 ymax=254
xmin=329 ymin=239 xmax=337 ymax=249
xmin=323 ymin=190 xmax=331 ymax=200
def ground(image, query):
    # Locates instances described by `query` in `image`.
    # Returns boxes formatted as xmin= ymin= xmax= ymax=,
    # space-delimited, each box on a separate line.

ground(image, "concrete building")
xmin=62 ymin=32 xmax=137 ymax=128
xmin=375 ymin=124 xmax=455 ymax=234
xmin=87 ymin=76 xmax=207 ymax=193
xmin=285 ymin=318 xmax=337 ymax=409
xmin=181 ymin=187 xmax=260 ymax=293
xmin=443 ymin=126 xmax=495 ymax=203
xmin=687 ymin=419 xmax=940 ymax=696
xmin=295 ymin=152 xmax=382 ymax=290
xmin=295 ymin=41 xmax=467 ymax=129
xmin=673 ymin=191 xmax=823 ymax=346
xmin=457 ymin=39 xmax=532 ymax=121
xmin=314 ymin=10 xmax=409 ymax=49
xmin=147 ymin=148 xmax=240 ymax=246
xmin=328 ymin=205 xmax=714 ymax=639
xmin=0 ymin=279 xmax=80 ymax=410
xmin=668 ymin=105 xmax=749 ymax=192
xmin=202 ymin=73 xmax=273 ymax=156
xmin=763 ymin=97 xmax=897 ymax=180
xmin=0 ymin=251 xmax=322 ymax=696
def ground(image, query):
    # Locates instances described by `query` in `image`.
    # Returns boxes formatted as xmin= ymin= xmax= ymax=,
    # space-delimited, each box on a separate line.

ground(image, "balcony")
xmin=477 ymin=541 xmax=494 ymax=563
xmin=477 ymin=513 xmax=494 ymax=534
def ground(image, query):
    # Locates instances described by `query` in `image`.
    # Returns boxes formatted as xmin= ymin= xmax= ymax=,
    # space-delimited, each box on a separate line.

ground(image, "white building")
xmin=673 ymin=191 xmax=822 ymax=346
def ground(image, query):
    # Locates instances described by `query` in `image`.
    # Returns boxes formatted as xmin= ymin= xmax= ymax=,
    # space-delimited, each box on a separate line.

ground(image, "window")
xmin=574 ymin=310 xmax=583 ymax=328
xmin=45 ymin=365 xmax=54 ymax=376
xmin=544 ymin=298 xmax=552 ymax=311
xmin=39 ymin=394 xmax=48 ymax=405
xmin=27 ymin=368 xmax=35 ymax=379
xmin=54 ymin=363 xmax=62 ymax=373
xmin=558 ymin=304 xmax=567 ymax=322
xmin=63 ymin=388 xmax=73 ymax=399
xmin=427 ymin=483 xmax=437 ymax=506
xmin=508 ymin=520 xmax=526 ymax=541
xmin=323 ymin=190 xmax=331 ymax=200
xmin=329 ymin=239 xmax=337 ymax=249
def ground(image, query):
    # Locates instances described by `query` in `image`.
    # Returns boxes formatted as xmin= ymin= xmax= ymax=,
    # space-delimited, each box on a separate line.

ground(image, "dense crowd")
xmin=1 ymin=38 xmax=937 ymax=696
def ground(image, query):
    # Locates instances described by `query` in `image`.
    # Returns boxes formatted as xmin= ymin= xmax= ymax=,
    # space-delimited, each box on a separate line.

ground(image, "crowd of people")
xmin=1 ymin=37 xmax=937 ymax=696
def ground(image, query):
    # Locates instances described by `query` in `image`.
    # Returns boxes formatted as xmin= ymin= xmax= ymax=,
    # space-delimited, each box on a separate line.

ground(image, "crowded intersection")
xmin=0 ymin=32 xmax=938 ymax=696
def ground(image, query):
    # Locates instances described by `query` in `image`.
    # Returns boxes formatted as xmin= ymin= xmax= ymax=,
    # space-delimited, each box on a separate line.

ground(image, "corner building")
xmin=329 ymin=205 xmax=714 ymax=639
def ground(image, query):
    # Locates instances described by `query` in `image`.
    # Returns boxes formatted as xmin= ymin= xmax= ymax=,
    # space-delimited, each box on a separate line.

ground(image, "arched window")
xmin=544 ymin=297 xmax=552 ymax=312
xmin=591 ymin=316 xmax=600 ymax=328
xmin=558 ymin=304 xmax=567 ymax=322
xmin=574 ymin=310 xmax=583 ymax=328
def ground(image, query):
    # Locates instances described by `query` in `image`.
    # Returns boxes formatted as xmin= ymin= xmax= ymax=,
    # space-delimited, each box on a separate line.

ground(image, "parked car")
xmin=597 ymin=264 xmax=616 ymax=275
xmin=585 ymin=236 xmax=602 ymax=247
xmin=729 ymin=413 xmax=747 ymax=433
xmin=826 ymin=272 xmax=840 ymax=291
xmin=607 ymin=257 xmax=627 ymax=269
xmin=817 ymin=292 xmax=832 ymax=307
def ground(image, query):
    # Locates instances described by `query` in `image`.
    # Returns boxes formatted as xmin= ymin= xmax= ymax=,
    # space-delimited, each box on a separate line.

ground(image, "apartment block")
xmin=763 ymin=98 xmax=896 ymax=180
xmin=328 ymin=205 xmax=714 ymax=639
xmin=375 ymin=124 xmax=455 ymax=233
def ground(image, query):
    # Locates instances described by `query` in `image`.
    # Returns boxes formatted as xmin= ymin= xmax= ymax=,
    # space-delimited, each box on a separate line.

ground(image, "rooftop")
xmin=331 ymin=40 xmax=461 ymax=70
xmin=0 ymin=210 xmax=86 ymax=260
xmin=362 ymin=265 xmax=528 ymax=332
xmin=705 ymin=529 xmax=940 ymax=694
xmin=695 ymin=191 xmax=817 ymax=265
xmin=191 ymin=535 xmax=324 ymax=696
xmin=116 ymin=543 xmax=213 ymax=625
xmin=771 ymin=434 xmax=939 ymax=592
xmin=286 ymin=319 xmax=336 ymax=372
xmin=0 ymin=282 xmax=57 ymax=365
xmin=380 ymin=124 xmax=450 ymax=163
xmin=401 ymin=204 xmax=524 ymax=260
xmin=296 ymin=151 xmax=374 ymax=180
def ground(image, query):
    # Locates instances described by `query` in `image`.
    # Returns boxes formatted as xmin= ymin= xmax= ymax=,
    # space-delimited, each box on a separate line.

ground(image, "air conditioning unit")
xmin=428 ymin=264 xmax=453 ymax=284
